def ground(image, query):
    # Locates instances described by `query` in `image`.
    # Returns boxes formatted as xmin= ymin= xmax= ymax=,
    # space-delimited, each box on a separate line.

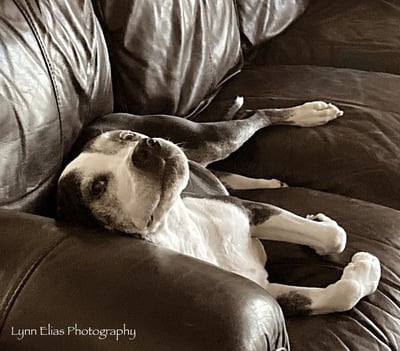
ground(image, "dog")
xmin=57 ymin=99 xmax=381 ymax=316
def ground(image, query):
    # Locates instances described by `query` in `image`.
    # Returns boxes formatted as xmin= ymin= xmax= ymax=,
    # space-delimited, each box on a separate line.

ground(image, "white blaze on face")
xmin=59 ymin=131 xmax=190 ymax=234
xmin=60 ymin=147 xmax=161 ymax=232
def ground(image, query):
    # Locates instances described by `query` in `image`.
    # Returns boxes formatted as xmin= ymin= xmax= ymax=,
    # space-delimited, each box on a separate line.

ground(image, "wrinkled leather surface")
xmin=0 ymin=0 xmax=113 ymax=215
xmin=212 ymin=65 xmax=400 ymax=209
xmin=0 ymin=209 xmax=288 ymax=351
xmin=92 ymin=0 xmax=242 ymax=117
xmin=232 ymin=188 xmax=400 ymax=351
xmin=252 ymin=0 xmax=400 ymax=74
xmin=235 ymin=0 xmax=309 ymax=47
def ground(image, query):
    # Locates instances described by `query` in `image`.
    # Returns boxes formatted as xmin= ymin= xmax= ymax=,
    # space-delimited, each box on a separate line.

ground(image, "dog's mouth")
xmin=146 ymin=154 xmax=188 ymax=232
xmin=131 ymin=138 xmax=189 ymax=233
xmin=146 ymin=214 xmax=155 ymax=228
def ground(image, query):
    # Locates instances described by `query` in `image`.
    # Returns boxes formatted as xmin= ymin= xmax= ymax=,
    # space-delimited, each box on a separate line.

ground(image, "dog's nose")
xmin=145 ymin=138 xmax=161 ymax=149
xmin=131 ymin=138 xmax=164 ymax=171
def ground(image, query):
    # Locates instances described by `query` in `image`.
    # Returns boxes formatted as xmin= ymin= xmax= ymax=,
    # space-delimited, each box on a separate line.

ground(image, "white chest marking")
xmin=147 ymin=197 xmax=268 ymax=287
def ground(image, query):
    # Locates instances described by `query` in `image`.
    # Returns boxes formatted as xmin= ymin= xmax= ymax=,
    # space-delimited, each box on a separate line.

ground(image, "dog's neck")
xmin=141 ymin=196 xmax=204 ymax=252
xmin=141 ymin=195 xmax=234 ymax=254
xmin=139 ymin=195 xmax=258 ymax=278
xmin=143 ymin=196 xmax=191 ymax=236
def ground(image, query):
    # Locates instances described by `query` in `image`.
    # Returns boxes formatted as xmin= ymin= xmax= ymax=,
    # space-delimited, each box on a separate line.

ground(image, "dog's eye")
xmin=90 ymin=177 xmax=108 ymax=198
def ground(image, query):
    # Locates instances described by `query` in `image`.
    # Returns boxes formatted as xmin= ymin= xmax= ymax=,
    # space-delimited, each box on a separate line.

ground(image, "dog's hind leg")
xmin=183 ymin=100 xmax=343 ymax=164
xmin=81 ymin=99 xmax=343 ymax=165
xmin=236 ymin=101 xmax=343 ymax=127
xmin=180 ymin=100 xmax=340 ymax=164
xmin=212 ymin=170 xmax=288 ymax=190
xmin=264 ymin=252 xmax=381 ymax=316
xmin=81 ymin=105 xmax=274 ymax=166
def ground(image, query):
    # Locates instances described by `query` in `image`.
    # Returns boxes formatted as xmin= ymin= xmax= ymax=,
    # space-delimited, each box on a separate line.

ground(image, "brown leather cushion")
xmin=232 ymin=187 xmax=400 ymax=351
xmin=0 ymin=208 xmax=288 ymax=350
xmin=252 ymin=0 xmax=400 ymax=75
xmin=211 ymin=64 xmax=400 ymax=210
xmin=0 ymin=0 xmax=112 ymax=215
xmin=92 ymin=0 xmax=242 ymax=117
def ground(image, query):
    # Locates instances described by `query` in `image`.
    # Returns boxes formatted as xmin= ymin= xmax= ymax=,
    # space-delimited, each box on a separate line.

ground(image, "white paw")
xmin=332 ymin=252 xmax=381 ymax=312
xmin=291 ymin=101 xmax=343 ymax=127
xmin=306 ymin=213 xmax=347 ymax=255
xmin=259 ymin=178 xmax=288 ymax=189
xmin=226 ymin=96 xmax=245 ymax=119
xmin=234 ymin=96 xmax=244 ymax=109
xmin=218 ymin=173 xmax=288 ymax=190
xmin=342 ymin=252 xmax=381 ymax=296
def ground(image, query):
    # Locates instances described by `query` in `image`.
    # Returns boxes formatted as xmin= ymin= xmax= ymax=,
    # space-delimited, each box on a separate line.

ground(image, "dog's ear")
xmin=67 ymin=129 xmax=102 ymax=161
xmin=56 ymin=171 xmax=99 ymax=228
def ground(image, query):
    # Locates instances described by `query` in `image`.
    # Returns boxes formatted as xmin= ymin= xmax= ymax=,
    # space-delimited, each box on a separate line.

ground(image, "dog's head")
xmin=57 ymin=130 xmax=189 ymax=235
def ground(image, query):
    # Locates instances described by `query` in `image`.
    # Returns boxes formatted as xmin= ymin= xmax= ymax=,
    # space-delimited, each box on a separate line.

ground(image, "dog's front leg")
xmin=240 ymin=201 xmax=380 ymax=315
xmin=264 ymin=252 xmax=381 ymax=316
xmin=243 ymin=201 xmax=347 ymax=255
xmin=80 ymin=103 xmax=272 ymax=166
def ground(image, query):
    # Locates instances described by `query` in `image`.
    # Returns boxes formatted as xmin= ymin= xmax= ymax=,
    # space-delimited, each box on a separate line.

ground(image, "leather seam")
xmin=0 ymin=173 xmax=56 ymax=208
xmin=3 ymin=0 xmax=66 ymax=208
xmin=12 ymin=0 xmax=64 ymax=168
xmin=0 ymin=235 xmax=68 ymax=336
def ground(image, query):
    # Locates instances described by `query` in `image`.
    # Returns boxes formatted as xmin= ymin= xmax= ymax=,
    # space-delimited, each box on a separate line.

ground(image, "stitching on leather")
xmin=3 ymin=0 xmax=66 ymax=208
xmin=0 ymin=176 xmax=55 ymax=207
xmin=0 ymin=235 xmax=68 ymax=335
xmin=12 ymin=0 xmax=64 ymax=168
xmin=202 ymin=1 xmax=216 ymax=86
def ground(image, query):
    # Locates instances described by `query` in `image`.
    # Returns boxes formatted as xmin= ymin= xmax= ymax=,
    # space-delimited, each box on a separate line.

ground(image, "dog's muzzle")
xmin=131 ymin=137 xmax=183 ymax=176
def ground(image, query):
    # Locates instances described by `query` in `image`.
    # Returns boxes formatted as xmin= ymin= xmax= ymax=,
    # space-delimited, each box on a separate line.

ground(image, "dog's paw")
xmin=306 ymin=213 xmax=347 ymax=255
xmin=342 ymin=252 xmax=381 ymax=295
xmin=259 ymin=178 xmax=288 ymax=189
xmin=290 ymin=101 xmax=343 ymax=127
xmin=225 ymin=96 xmax=245 ymax=119
xmin=332 ymin=252 xmax=381 ymax=311
xmin=215 ymin=172 xmax=288 ymax=190
xmin=234 ymin=96 xmax=244 ymax=108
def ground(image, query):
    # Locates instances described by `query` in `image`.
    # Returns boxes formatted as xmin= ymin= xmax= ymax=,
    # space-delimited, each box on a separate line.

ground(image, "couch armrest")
xmin=0 ymin=209 xmax=287 ymax=351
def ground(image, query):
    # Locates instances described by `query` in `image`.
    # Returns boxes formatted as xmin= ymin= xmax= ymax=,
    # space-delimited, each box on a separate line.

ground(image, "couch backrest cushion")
xmin=235 ymin=0 xmax=309 ymax=46
xmin=0 ymin=0 xmax=113 ymax=215
xmin=252 ymin=0 xmax=400 ymax=75
xmin=93 ymin=0 xmax=242 ymax=117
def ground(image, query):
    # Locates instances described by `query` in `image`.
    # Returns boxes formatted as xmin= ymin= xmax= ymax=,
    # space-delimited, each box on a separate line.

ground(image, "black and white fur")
xmin=58 ymin=100 xmax=380 ymax=316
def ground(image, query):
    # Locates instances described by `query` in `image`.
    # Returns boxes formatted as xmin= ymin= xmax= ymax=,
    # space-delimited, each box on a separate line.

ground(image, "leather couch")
xmin=0 ymin=0 xmax=399 ymax=350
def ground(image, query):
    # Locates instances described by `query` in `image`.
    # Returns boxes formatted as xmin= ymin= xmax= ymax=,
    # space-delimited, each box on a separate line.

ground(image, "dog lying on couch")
xmin=57 ymin=99 xmax=380 ymax=316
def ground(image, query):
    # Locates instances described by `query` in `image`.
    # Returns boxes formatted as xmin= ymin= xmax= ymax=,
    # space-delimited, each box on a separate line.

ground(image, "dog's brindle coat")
xmin=58 ymin=100 xmax=381 ymax=316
